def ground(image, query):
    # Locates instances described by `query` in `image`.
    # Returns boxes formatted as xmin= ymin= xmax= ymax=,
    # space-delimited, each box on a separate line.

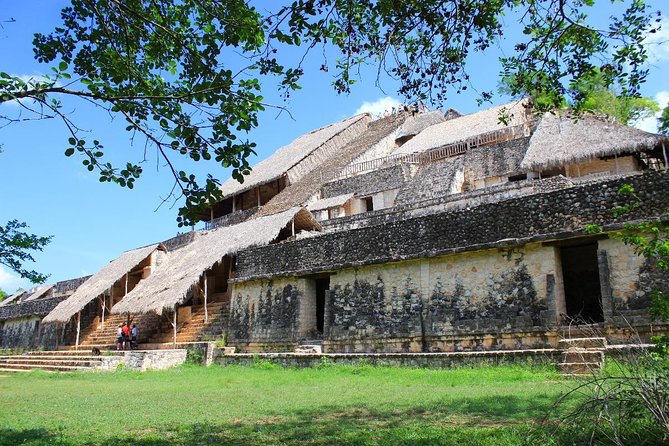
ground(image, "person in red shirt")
xmin=121 ymin=322 xmax=130 ymax=350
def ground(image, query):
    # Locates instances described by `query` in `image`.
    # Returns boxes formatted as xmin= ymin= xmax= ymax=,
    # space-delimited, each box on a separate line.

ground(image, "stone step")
xmin=27 ymin=350 xmax=124 ymax=357
xmin=0 ymin=363 xmax=91 ymax=372
xmin=295 ymin=344 xmax=323 ymax=354
xmin=558 ymin=337 xmax=607 ymax=349
xmin=562 ymin=351 xmax=604 ymax=363
xmin=0 ymin=358 xmax=102 ymax=368
xmin=0 ymin=367 xmax=31 ymax=373
xmin=558 ymin=362 xmax=603 ymax=375
xmin=4 ymin=354 xmax=104 ymax=361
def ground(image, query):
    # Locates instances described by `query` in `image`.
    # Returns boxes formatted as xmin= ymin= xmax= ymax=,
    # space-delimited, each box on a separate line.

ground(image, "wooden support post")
xmin=663 ymin=142 xmax=668 ymax=170
xmin=210 ymin=207 xmax=214 ymax=222
xmin=614 ymin=154 xmax=619 ymax=174
xmin=75 ymin=311 xmax=81 ymax=351
xmin=100 ymin=295 xmax=106 ymax=330
xmin=204 ymin=274 xmax=209 ymax=323
xmin=173 ymin=306 xmax=177 ymax=348
xmin=257 ymin=187 xmax=260 ymax=207
xmin=291 ymin=217 xmax=295 ymax=237
xmin=124 ymin=273 xmax=129 ymax=296
xmin=232 ymin=195 xmax=236 ymax=212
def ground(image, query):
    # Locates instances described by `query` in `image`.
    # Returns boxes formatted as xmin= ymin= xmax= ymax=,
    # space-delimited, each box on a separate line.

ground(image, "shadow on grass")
xmin=0 ymin=394 xmax=585 ymax=446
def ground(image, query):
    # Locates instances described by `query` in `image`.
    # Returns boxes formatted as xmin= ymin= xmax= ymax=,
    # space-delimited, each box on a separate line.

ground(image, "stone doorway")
xmin=560 ymin=242 xmax=604 ymax=323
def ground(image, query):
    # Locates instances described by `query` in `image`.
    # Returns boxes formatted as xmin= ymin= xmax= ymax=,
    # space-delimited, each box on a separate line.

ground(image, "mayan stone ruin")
xmin=2 ymin=99 xmax=668 ymax=368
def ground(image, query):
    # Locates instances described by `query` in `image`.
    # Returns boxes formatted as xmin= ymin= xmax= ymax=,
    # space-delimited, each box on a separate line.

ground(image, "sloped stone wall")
xmin=322 ymin=165 xmax=408 ymax=199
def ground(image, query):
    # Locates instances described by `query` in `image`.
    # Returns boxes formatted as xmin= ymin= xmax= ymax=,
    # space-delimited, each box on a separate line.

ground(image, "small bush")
xmin=185 ymin=349 xmax=203 ymax=365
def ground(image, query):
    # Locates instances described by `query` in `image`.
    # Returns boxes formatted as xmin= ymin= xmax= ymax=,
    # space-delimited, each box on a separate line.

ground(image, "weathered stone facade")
xmin=235 ymin=172 xmax=669 ymax=281
xmin=228 ymin=171 xmax=669 ymax=352
xmin=0 ymin=296 xmax=67 ymax=349
xmin=229 ymin=278 xmax=305 ymax=350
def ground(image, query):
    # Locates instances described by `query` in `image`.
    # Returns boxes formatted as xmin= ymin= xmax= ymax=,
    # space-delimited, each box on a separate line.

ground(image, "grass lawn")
xmin=0 ymin=363 xmax=571 ymax=445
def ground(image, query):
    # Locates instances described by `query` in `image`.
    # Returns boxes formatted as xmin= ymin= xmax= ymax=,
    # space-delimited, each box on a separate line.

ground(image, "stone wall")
xmin=235 ymin=172 xmax=669 ymax=281
xmin=322 ymin=244 xmax=556 ymax=352
xmin=0 ymin=296 xmax=65 ymax=321
xmin=322 ymin=165 xmax=408 ymax=199
xmin=0 ymin=318 xmax=62 ymax=350
xmin=0 ymin=296 xmax=68 ymax=350
xmin=226 ymin=172 xmax=668 ymax=353
xmin=229 ymin=278 xmax=306 ymax=348
xmin=394 ymin=157 xmax=464 ymax=205
xmin=54 ymin=276 xmax=91 ymax=296
xmin=215 ymin=349 xmax=560 ymax=369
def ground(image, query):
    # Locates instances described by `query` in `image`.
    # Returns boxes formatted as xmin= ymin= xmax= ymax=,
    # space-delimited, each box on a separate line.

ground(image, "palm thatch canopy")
xmin=393 ymin=99 xmax=532 ymax=155
xmin=308 ymin=193 xmax=354 ymax=212
xmin=0 ymin=290 xmax=26 ymax=307
xmin=42 ymin=244 xmax=163 ymax=323
xmin=218 ymin=114 xmax=369 ymax=199
xmin=111 ymin=207 xmax=320 ymax=315
xmin=22 ymin=285 xmax=53 ymax=302
xmin=520 ymin=113 xmax=668 ymax=171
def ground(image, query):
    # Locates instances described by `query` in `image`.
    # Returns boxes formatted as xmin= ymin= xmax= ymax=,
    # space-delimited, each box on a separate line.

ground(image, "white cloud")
xmin=632 ymin=90 xmax=669 ymax=133
xmin=355 ymin=97 xmax=402 ymax=119
xmin=0 ymin=265 xmax=29 ymax=294
xmin=644 ymin=17 xmax=669 ymax=63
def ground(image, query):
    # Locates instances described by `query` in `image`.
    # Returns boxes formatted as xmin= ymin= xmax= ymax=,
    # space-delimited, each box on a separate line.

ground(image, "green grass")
xmin=0 ymin=364 xmax=570 ymax=445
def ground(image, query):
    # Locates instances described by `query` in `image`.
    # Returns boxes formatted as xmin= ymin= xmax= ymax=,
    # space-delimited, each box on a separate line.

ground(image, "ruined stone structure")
xmin=4 ymin=100 xmax=668 ymax=356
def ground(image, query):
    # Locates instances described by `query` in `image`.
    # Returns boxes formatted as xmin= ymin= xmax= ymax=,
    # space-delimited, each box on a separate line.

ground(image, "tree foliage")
xmin=0 ymin=0 xmax=663 ymax=225
xmin=575 ymin=72 xmax=659 ymax=125
xmin=0 ymin=288 xmax=6 ymax=302
xmin=0 ymin=220 xmax=52 ymax=284
xmin=658 ymin=106 xmax=669 ymax=135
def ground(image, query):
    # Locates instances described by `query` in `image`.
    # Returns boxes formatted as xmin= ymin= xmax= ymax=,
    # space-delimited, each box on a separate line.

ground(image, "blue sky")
xmin=1 ymin=1 xmax=668 ymax=293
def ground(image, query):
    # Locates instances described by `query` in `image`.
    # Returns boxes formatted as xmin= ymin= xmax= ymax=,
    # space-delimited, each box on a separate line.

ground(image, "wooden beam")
xmin=173 ymin=306 xmax=177 ymax=348
xmin=663 ymin=142 xmax=668 ymax=170
xmin=75 ymin=311 xmax=81 ymax=351
xmin=204 ymin=274 xmax=209 ymax=324
xmin=100 ymin=294 xmax=106 ymax=330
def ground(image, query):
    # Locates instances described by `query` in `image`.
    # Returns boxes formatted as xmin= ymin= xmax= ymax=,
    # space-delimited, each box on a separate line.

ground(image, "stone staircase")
xmin=146 ymin=301 xmax=230 ymax=344
xmin=0 ymin=350 xmax=124 ymax=373
xmin=558 ymin=337 xmax=606 ymax=376
xmin=76 ymin=312 xmax=164 ymax=349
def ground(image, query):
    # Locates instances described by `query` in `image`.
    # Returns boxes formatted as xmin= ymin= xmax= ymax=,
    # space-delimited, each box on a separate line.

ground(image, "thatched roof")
xmin=218 ymin=114 xmax=369 ymax=199
xmin=520 ymin=113 xmax=668 ymax=171
xmin=308 ymin=193 xmax=354 ymax=212
xmin=394 ymin=99 xmax=532 ymax=155
xmin=254 ymin=112 xmax=424 ymax=218
xmin=0 ymin=285 xmax=54 ymax=307
xmin=111 ymin=208 xmax=320 ymax=315
xmin=0 ymin=290 xmax=25 ymax=307
xmin=42 ymin=244 xmax=162 ymax=323
xmin=22 ymin=285 xmax=53 ymax=302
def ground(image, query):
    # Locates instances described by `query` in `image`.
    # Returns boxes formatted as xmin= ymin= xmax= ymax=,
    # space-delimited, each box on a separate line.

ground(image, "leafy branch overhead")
xmin=0 ymin=0 xmax=663 ymax=226
xmin=0 ymin=220 xmax=52 ymax=284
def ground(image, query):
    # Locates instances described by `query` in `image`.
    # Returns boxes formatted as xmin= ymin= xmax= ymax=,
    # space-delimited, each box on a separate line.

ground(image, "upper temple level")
xmin=200 ymin=99 xmax=668 ymax=231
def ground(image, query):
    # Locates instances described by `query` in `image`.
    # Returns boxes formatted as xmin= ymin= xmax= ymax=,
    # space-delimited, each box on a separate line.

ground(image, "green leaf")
xmin=64 ymin=148 xmax=75 ymax=156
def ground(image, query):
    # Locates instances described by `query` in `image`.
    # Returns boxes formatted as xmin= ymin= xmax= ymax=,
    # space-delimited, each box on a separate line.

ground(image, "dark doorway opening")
xmin=560 ymin=243 xmax=604 ymax=323
xmin=315 ymin=277 xmax=329 ymax=333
